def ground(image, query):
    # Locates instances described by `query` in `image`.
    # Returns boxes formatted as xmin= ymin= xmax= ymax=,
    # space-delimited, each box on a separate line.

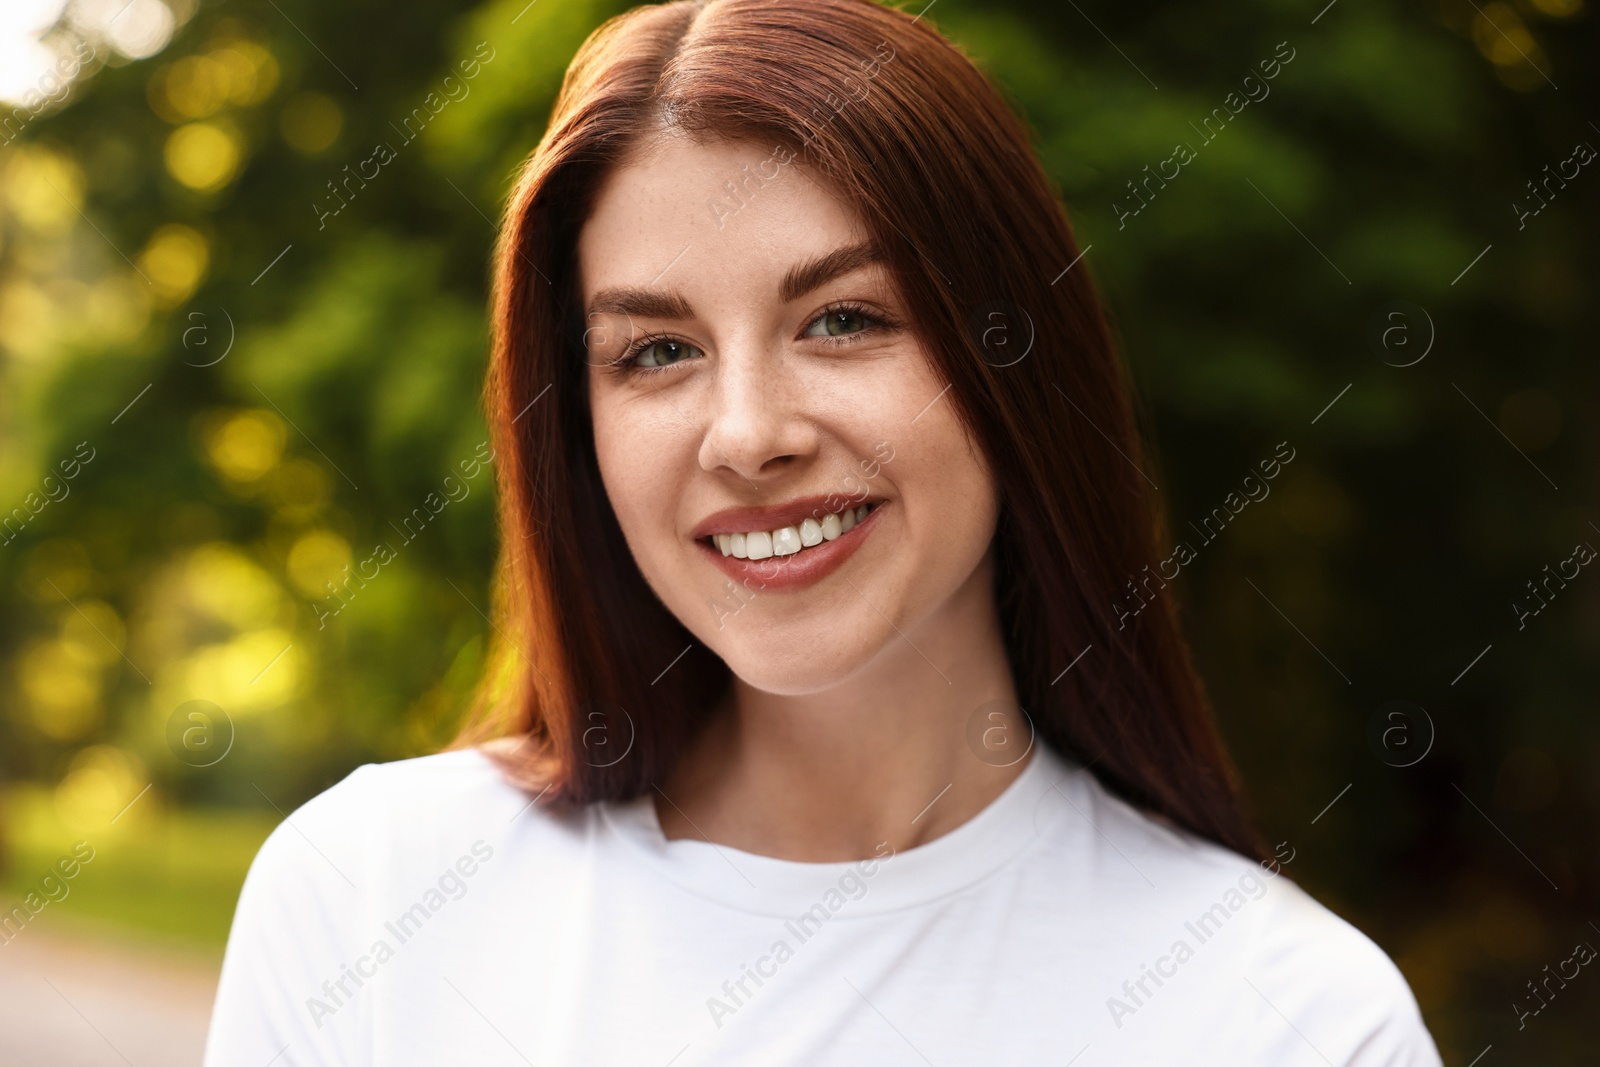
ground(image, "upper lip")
xmin=690 ymin=494 xmax=882 ymax=539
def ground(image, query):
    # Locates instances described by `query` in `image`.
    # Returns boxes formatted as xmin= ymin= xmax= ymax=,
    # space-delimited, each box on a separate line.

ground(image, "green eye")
xmin=806 ymin=308 xmax=870 ymax=338
xmin=634 ymin=340 xmax=699 ymax=367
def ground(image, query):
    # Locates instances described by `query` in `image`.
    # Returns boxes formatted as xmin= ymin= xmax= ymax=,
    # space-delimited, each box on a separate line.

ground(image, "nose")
xmin=697 ymin=342 xmax=818 ymax=483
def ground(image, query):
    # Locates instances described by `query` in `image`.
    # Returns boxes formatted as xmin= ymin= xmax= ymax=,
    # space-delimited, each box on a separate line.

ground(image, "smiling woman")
xmin=576 ymin=137 xmax=1002 ymax=706
xmin=203 ymin=1 xmax=1443 ymax=1064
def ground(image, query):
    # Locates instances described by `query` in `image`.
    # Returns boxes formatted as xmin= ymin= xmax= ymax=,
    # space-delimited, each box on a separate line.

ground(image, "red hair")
xmin=456 ymin=0 xmax=1265 ymax=861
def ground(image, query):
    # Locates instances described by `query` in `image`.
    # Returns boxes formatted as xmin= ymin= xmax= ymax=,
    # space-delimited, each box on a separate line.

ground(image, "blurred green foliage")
xmin=1 ymin=0 xmax=1595 ymax=1058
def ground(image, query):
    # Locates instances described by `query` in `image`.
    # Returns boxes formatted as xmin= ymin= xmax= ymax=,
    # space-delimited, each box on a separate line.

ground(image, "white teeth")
xmin=712 ymin=503 xmax=875 ymax=561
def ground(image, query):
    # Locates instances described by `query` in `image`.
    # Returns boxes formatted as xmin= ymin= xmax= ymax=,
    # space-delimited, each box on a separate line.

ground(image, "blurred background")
xmin=0 ymin=0 xmax=1595 ymax=1062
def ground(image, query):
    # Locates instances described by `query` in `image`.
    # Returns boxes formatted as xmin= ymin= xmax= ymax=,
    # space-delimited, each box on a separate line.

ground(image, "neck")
xmin=656 ymin=549 xmax=1030 ymax=861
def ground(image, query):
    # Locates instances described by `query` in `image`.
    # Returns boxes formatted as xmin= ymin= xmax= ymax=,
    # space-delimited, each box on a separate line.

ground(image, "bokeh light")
xmin=286 ymin=530 xmax=352 ymax=599
xmin=17 ymin=636 xmax=103 ymax=741
xmin=54 ymin=744 xmax=148 ymax=831
xmin=2 ymin=146 xmax=84 ymax=233
xmin=183 ymin=542 xmax=284 ymax=631
xmin=163 ymin=119 xmax=244 ymax=192
xmin=136 ymin=222 xmax=209 ymax=306
xmin=202 ymin=409 xmax=287 ymax=484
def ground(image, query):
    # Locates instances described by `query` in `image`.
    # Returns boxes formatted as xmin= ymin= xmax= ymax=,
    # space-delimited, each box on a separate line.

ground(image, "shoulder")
xmin=232 ymin=748 xmax=540 ymax=927
xmin=257 ymin=748 xmax=524 ymax=857
xmin=1044 ymin=765 xmax=1440 ymax=1064
xmin=206 ymin=747 xmax=550 ymax=1063
xmin=293 ymin=745 xmax=527 ymax=827
xmin=1239 ymin=876 xmax=1441 ymax=1065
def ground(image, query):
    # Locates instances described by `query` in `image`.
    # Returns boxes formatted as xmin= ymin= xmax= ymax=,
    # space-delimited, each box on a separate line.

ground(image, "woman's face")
xmin=578 ymin=133 xmax=999 ymax=695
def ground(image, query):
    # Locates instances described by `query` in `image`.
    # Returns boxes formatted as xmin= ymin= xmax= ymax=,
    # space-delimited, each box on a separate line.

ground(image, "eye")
xmin=631 ymin=339 xmax=701 ymax=368
xmin=607 ymin=302 xmax=893 ymax=377
xmin=804 ymin=307 xmax=872 ymax=338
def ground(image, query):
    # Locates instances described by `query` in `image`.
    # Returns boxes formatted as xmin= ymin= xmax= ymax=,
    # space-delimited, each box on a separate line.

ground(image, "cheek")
xmin=589 ymin=393 xmax=692 ymax=569
xmin=866 ymin=353 xmax=999 ymax=572
xmin=909 ymin=419 xmax=997 ymax=551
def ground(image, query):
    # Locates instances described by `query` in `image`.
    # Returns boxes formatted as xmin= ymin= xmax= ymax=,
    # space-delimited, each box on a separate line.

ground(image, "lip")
xmin=694 ymin=499 xmax=884 ymax=592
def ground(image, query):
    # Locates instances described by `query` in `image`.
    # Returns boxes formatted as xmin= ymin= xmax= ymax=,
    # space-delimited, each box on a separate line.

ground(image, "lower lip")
xmin=697 ymin=505 xmax=883 ymax=591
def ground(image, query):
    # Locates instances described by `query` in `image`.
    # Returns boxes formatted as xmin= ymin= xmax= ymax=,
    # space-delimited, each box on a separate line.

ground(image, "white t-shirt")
xmin=204 ymin=742 xmax=1442 ymax=1066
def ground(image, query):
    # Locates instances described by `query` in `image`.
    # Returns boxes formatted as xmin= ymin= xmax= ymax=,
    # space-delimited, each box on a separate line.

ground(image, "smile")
xmin=711 ymin=502 xmax=874 ymax=560
xmin=693 ymin=498 xmax=884 ymax=591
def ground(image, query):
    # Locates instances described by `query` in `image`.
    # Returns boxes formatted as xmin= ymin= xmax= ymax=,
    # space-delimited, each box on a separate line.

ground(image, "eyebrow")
xmin=584 ymin=240 xmax=885 ymax=321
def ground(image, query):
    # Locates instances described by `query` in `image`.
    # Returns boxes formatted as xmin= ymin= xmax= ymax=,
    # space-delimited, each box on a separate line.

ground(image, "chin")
xmin=706 ymin=621 xmax=891 ymax=696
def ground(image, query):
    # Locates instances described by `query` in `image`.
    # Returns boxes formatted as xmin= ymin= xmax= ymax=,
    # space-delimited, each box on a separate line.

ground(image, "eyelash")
xmin=604 ymin=301 xmax=897 ymax=378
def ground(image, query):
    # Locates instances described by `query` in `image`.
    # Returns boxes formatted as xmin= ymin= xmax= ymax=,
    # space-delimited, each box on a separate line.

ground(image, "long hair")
xmin=456 ymin=0 xmax=1266 ymax=862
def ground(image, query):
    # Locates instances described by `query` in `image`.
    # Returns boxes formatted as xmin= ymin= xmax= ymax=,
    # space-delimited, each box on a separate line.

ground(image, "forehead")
xmin=576 ymin=132 xmax=867 ymax=294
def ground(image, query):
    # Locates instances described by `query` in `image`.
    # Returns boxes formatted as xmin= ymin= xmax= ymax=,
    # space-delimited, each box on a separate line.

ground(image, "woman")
xmin=205 ymin=0 xmax=1442 ymax=1063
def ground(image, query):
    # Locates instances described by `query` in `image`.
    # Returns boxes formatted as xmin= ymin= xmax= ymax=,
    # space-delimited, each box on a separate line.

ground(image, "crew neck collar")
xmin=598 ymin=742 xmax=1078 ymax=918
